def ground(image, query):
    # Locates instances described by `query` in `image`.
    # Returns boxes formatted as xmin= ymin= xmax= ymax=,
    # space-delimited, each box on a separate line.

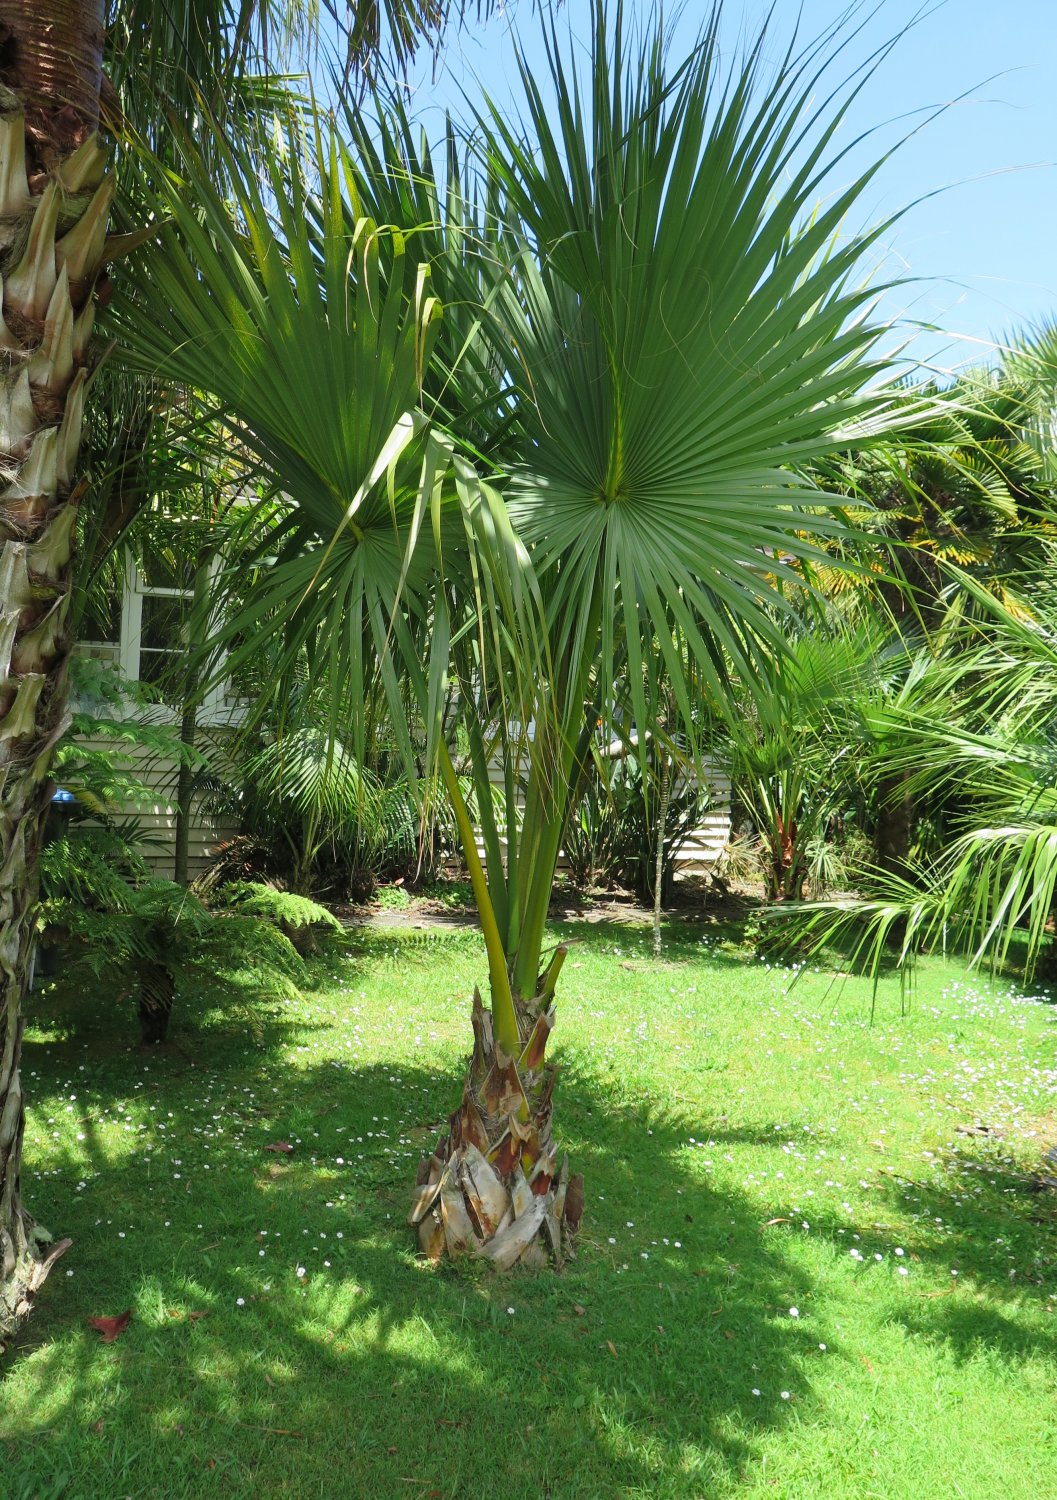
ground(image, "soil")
xmin=334 ymin=877 xmax=763 ymax=932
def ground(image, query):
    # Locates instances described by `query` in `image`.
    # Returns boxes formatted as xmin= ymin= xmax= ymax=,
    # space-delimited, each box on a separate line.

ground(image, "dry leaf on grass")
xmin=88 ymin=1310 xmax=131 ymax=1343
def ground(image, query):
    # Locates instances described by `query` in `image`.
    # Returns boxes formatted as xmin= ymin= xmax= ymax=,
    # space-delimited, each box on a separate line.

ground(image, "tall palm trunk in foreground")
xmin=0 ymin=0 xmax=108 ymax=1339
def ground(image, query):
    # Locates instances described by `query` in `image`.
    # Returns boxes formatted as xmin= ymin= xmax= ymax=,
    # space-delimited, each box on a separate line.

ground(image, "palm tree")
xmin=720 ymin=622 xmax=902 ymax=903
xmin=0 ymin=0 xmax=504 ymax=1346
xmin=806 ymin=360 xmax=1057 ymax=877
xmin=774 ymin=332 xmax=1057 ymax=981
xmin=117 ymin=1 xmax=918 ymax=1268
xmin=776 ymin=567 xmax=1057 ymax=986
xmin=860 ymin=373 xmax=1050 ymax=629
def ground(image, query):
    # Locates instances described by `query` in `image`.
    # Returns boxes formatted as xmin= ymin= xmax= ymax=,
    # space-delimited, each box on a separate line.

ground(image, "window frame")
xmin=76 ymin=549 xmax=242 ymax=727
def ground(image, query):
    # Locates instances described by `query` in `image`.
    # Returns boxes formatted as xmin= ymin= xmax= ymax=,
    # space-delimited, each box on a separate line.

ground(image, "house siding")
xmin=78 ymin=733 xmax=237 ymax=882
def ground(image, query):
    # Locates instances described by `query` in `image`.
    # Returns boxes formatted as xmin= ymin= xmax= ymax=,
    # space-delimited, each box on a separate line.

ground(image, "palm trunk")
xmin=410 ymin=946 xmax=583 ymax=1269
xmin=652 ymin=749 xmax=671 ymax=959
xmin=414 ymin=712 xmax=591 ymax=1270
xmin=173 ymin=694 xmax=197 ymax=886
xmin=875 ymin=771 xmax=914 ymax=877
xmin=0 ymin=0 xmax=107 ymax=1343
xmin=173 ymin=552 xmax=209 ymax=886
xmin=768 ymin=808 xmax=804 ymax=901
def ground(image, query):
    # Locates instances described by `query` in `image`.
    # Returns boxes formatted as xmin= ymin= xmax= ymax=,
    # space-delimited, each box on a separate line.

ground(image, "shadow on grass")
xmin=770 ymin=1139 xmax=1057 ymax=1373
xmin=21 ymin=935 xmax=364 ymax=1072
xmin=7 ymin=923 xmax=1057 ymax=1498
xmin=875 ymin=1146 xmax=1057 ymax=1366
xmin=4 ymin=1045 xmax=824 ymax=1499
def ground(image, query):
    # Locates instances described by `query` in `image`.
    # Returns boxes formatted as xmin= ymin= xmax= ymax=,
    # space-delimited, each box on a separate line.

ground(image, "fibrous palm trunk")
xmin=769 ymin=809 xmax=803 ymax=902
xmin=0 ymin=0 xmax=108 ymax=1342
xmin=875 ymin=771 xmax=914 ymax=877
xmin=410 ymin=949 xmax=584 ymax=1269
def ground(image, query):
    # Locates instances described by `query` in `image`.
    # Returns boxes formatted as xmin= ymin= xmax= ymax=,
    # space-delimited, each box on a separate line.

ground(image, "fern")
xmin=210 ymin=880 xmax=342 ymax=933
xmin=39 ymin=837 xmax=318 ymax=1040
xmin=40 ymin=826 xmax=149 ymax=913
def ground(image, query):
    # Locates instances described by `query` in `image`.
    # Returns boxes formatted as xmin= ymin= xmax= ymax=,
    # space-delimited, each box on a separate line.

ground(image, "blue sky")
xmin=397 ymin=0 xmax=1057 ymax=376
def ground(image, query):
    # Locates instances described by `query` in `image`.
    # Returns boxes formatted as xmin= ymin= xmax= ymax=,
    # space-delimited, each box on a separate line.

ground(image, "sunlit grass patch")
xmin=3 ymin=922 xmax=1057 ymax=1499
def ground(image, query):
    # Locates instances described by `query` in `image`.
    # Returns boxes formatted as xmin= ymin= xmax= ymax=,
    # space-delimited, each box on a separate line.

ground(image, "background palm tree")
xmin=118 ymin=1 xmax=920 ymax=1268
xmin=805 ymin=359 xmax=1057 ymax=877
xmin=776 ymin=563 xmax=1057 ymax=986
xmin=719 ymin=621 xmax=901 ymax=903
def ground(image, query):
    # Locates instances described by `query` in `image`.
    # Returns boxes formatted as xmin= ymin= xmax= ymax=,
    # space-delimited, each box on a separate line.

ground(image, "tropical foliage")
xmin=39 ymin=819 xmax=320 ymax=1044
xmin=1 ymin=0 xmax=1056 ymax=1383
xmin=198 ymin=714 xmax=457 ymax=898
xmin=562 ymin=732 xmax=714 ymax=900
xmin=721 ymin=623 xmax=910 ymax=902
xmin=813 ymin=355 xmax=1057 ymax=629
xmin=775 ymin=571 xmax=1057 ymax=983
xmin=0 ymin=0 xmax=511 ymax=1339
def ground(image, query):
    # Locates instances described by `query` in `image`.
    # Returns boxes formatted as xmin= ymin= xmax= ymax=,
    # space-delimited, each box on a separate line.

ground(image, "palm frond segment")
xmin=475 ymin=0 xmax=915 ymax=749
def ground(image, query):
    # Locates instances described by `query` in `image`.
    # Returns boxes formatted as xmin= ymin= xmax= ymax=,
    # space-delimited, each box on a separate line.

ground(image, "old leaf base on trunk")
xmin=410 ymin=952 xmax=583 ymax=1270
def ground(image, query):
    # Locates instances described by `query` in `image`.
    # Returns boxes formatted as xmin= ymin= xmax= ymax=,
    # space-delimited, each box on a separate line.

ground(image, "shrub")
xmin=39 ymin=828 xmax=315 ymax=1045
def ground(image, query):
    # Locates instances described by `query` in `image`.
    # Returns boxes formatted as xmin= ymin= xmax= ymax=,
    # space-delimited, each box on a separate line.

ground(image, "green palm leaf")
xmin=775 ymin=575 xmax=1057 ymax=984
xmin=116 ymin=0 xmax=920 ymax=1012
xmin=112 ymin=113 xmax=461 ymax=763
xmin=458 ymin=6 xmax=907 ymax=748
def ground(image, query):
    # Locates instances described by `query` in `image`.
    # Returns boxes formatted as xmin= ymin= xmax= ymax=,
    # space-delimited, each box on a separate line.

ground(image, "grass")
xmin=4 ymin=919 xmax=1057 ymax=1498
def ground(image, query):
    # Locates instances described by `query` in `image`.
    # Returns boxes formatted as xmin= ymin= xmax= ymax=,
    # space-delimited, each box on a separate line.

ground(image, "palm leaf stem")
xmin=463 ymin=711 xmax=508 ymax=938
xmin=511 ymin=661 xmax=601 ymax=996
xmin=436 ymin=738 xmax=519 ymax=1053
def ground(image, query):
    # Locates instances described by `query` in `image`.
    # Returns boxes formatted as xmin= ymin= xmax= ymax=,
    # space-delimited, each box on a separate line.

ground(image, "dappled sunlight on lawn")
xmin=4 ymin=925 xmax=1057 ymax=1497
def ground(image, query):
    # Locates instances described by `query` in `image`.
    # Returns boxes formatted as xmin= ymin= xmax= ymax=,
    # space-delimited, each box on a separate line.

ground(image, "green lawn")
xmin=4 ymin=921 xmax=1057 ymax=1498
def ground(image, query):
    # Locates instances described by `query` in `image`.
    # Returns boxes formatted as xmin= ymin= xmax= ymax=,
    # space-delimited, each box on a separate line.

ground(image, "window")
xmin=138 ymin=591 xmax=191 ymax=687
xmin=78 ymin=594 xmax=121 ymax=668
xmin=121 ymin=546 xmax=194 ymax=694
xmin=76 ymin=549 xmax=240 ymax=726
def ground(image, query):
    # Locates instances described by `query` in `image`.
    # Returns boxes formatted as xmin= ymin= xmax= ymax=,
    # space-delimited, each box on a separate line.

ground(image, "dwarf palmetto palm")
xmin=719 ymin=621 xmax=906 ymax=903
xmin=118 ymin=0 xmax=915 ymax=1266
